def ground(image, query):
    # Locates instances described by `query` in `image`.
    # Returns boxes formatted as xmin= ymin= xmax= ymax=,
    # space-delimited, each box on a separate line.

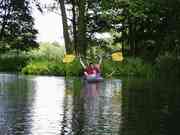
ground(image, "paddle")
xmin=103 ymin=51 xmax=123 ymax=78
xmin=63 ymin=54 xmax=75 ymax=63
xmin=62 ymin=52 xmax=123 ymax=77
xmin=111 ymin=52 xmax=123 ymax=62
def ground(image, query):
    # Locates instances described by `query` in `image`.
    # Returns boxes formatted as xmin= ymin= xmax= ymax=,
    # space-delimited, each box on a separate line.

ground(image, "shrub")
xmin=22 ymin=58 xmax=83 ymax=76
xmin=47 ymin=61 xmax=65 ymax=76
xmin=0 ymin=50 xmax=29 ymax=71
xmin=63 ymin=59 xmax=83 ymax=76
xmin=101 ymin=57 xmax=154 ymax=78
xmin=22 ymin=60 xmax=50 ymax=75
xmin=155 ymin=55 xmax=180 ymax=78
xmin=28 ymin=43 xmax=64 ymax=61
xmin=22 ymin=43 xmax=67 ymax=76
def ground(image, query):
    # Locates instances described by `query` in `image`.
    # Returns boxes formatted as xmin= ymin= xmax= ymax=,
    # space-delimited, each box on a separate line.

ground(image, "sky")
xmin=32 ymin=0 xmax=112 ymax=45
xmin=32 ymin=0 xmax=64 ymax=44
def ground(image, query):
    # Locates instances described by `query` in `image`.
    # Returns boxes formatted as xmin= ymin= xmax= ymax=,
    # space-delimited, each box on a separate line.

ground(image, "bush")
xmin=155 ymin=55 xmax=180 ymax=78
xmin=22 ymin=57 xmax=154 ymax=78
xmin=21 ymin=42 xmax=68 ymax=76
xmin=47 ymin=61 xmax=65 ymax=76
xmin=63 ymin=59 xmax=83 ymax=76
xmin=0 ymin=50 xmax=29 ymax=71
xmin=101 ymin=57 xmax=154 ymax=78
xmin=0 ymin=45 xmax=155 ymax=78
xmin=27 ymin=42 xmax=64 ymax=61
xmin=22 ymin=58 xmax=83 ymax=76
xmin=22 ymin=60 xmax=50 ymax=75
xmin=0 ymin=43 xmax=65 ymax=73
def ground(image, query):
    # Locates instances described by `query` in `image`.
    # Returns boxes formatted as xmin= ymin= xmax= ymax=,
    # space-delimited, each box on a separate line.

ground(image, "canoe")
xmin=84 ymin=76 xmax=103 ymax=83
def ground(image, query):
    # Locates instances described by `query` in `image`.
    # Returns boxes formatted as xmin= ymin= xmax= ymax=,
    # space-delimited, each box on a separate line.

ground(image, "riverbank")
xmin=0 ymin=51 xmax=155 ymax=78
xmin=0 ymin=47 xmax=180 ymax=79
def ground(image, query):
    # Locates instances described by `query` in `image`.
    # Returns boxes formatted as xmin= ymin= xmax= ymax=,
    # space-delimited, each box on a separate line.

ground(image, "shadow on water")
xmin=121 ymin=78 xmax=180 ymax=135
xmin=0 ymin=73 xmax=180 ymax=135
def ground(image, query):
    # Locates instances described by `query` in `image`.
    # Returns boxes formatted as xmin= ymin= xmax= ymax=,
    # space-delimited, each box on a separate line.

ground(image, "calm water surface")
xmin=0 ymin=73 xmax=180 ymax=135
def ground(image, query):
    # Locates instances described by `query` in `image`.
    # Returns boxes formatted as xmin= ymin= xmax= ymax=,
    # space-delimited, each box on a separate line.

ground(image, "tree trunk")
xmin=0 ymin=17 xmax=6 ymax=41
xmin=58 ymin=0 xmax=72 ymax=53
xmin=77 ymin=0 xmax=87 ymax=56
xmin=0 ymin=0 xmax=8 ymax=40
xmin=128 ymin=18 xmax=135 ymax=56
xmin=0 ymin=0 xmax=11 ymax=53
xmin=72 ymin=0 xmax=78 ymax=55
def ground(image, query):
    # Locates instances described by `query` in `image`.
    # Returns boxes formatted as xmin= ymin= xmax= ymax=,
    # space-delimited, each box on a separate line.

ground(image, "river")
xmin=0 ymin=73 xmax=180 ymax=135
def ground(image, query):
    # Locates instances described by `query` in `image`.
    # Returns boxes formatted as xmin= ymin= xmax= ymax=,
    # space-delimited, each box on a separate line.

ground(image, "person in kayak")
xmin=80 ymin=57 xmax=102 ymax=78
xmin=84 ymin=63 xmax=97 ymax=77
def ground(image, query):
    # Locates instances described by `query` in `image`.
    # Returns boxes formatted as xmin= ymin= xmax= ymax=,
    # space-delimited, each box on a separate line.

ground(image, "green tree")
xmin=0 ymin=0 xmax=38 ymax=53
xmin=127 ymin=0 xmax=180 ymax=59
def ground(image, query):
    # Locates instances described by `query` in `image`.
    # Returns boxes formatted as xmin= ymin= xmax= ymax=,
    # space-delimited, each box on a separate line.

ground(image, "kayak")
xmin=84 ymin=75 xmax=103 ymax=83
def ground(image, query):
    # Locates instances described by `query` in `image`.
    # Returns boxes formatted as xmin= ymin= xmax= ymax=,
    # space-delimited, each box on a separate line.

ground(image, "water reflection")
xmin=3 ymin=74 xmax=180 ymax=135
xmin=31 ymin=77 xmax=65 ymax=135
xmin=0 ymin=74 xmax=122 ymax=135
xmin=68 ymin=79 xmax=122 ymax=135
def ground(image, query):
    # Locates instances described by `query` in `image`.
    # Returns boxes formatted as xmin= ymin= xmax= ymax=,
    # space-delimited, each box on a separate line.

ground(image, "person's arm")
xmin=84 ymin=71 xmax=88 ymax=76
xmin=98 ymin=55 xmax=102 ymax=65
xmin=80 ymin=57 xmax=86 ymax=69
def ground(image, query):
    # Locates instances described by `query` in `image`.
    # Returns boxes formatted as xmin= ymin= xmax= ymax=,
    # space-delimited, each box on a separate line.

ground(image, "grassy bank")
xmin=20 ymin=55 xmax=180 ymax=79
xmin=21 ymin=57 xmax=154 ymax=77
xmin=0 ymin=43 xmax=180 ymax=79
xmin=22 ymin=59 xmax=83 ymax=76
xmin=0 ymin=52 xmax=154 ymax=78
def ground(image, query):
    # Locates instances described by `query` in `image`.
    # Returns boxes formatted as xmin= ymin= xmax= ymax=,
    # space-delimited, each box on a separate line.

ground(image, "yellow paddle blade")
xmin=63 ymin=54 xmax=75 ymax=63
xmin=112 ymin=52 xmax=123 ymax=61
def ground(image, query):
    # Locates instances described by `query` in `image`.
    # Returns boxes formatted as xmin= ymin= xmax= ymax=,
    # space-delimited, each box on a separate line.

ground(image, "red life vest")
xmin=85 ymin=67 xmax=96 ymax=75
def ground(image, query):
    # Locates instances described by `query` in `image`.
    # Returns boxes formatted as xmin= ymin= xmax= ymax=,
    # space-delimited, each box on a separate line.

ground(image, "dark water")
xmin=0 ymin=73 xmax=180 ymax=135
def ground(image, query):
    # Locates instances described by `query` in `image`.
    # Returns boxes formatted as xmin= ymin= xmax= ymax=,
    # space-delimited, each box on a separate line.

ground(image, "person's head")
xmin=89 ymin=63 xmax=94 ymax=68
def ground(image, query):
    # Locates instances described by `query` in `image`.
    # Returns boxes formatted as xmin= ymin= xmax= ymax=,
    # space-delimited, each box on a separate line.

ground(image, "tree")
xmin=0 ymin=0 xmax=39 ymax=52
xmin=53 ymin=0 xmax=88 ymax=55
xmin=127 ymin=0 xmax=180 ymax=59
